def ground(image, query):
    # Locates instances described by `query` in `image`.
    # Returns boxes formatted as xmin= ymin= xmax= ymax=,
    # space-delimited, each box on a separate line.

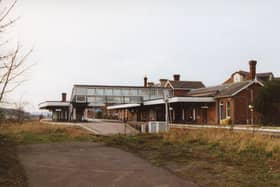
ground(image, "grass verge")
xmin=0 ymin=122 xmax=97 ymax=144
xmin=100 ymin=129 xmax=280 ymax=187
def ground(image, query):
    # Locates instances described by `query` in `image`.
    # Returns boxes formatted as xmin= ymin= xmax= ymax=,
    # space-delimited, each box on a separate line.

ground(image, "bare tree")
xmin=0 ymin=0 xmax=17 ymax=32
xmin=0 ymin=0 xmax=32 ymax=103
xmin=13 ymin=98 xmax=29 ymax=123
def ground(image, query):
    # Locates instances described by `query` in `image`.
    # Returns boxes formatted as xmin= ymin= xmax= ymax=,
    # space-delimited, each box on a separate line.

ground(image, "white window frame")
xmin=219 ymin=102 xmax=224 ymax=120
xmin=193 ymin=108 xmax=196 ymax=121
xmin=226 ymin=101 xmax=231 ymax=118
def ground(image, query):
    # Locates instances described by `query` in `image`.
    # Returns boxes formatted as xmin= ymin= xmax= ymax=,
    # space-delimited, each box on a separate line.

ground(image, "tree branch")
xmin=0 ymin=0 xmax=16 ymax=23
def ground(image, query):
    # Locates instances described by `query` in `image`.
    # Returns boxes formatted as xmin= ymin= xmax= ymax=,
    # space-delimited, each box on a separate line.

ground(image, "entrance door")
xmin=202 ymin=109 xmax=208 ymax=124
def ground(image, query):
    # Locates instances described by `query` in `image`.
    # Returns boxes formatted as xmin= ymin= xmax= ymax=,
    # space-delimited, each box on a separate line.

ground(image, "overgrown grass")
xmin=0 ymin=121 xmax=97 ymax=144
xmin=101 ymin=129 xmax=280 ymax=187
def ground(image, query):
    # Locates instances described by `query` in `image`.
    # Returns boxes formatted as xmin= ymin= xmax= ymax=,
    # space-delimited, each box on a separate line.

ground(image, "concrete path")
xmin=18 ymin=142 xmax=197 ymax=187
xmin=42 ymin=120 xmax=139 ymax=135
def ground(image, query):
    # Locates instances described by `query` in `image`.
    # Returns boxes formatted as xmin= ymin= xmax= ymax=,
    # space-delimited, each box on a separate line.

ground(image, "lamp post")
xmin=163 ymin=91 xmax=170 ymax=131
xmin=249 ymin=105 xmax=254 ymax=125
xmin=164 ymin=98 xmax=169 ymax=123
xmin=123 ymin=109 xmax=127 ymax=135
xmin=169 ymin=107 xmax=173 ymax=124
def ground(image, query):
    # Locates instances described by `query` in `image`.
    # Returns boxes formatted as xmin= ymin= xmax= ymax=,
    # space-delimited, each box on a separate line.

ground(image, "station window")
xmin=226 ymin=101 xmax=231 ymax=118
xmin=88 ymin=88 xmax=95 ymax=95
xmin=122 ymin=89 xmax=130 ymax=96
xmin=105 ymin=89 xmax=113 ymax=96
xmin=130 ymin=89 xmax=138 ymax=96
xmin=96 ymin=88 xmax=104 ymax=95
xmin=95 ymin=97 xmax=104 ymax=103
xmin=113 ymin=89 xmax=121 ymax=96
xmin=220 ymin=102 xmax=224 ymax=120
xmin=76 ymin=88 xmax=87 ymax=95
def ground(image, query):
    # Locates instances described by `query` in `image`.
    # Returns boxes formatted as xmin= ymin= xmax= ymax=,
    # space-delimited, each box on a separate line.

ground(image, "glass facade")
xmin=72 ymin=86 xmax=170 ymax=106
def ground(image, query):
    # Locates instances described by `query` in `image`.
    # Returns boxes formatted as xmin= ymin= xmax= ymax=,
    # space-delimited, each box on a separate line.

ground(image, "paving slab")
xmin=18 ymin=142 xmax=197 ymax=187
xmin=82 ymin=121 xmax=138 ymax=135
xmin=42 ymin=120 xmax=139 ymax=135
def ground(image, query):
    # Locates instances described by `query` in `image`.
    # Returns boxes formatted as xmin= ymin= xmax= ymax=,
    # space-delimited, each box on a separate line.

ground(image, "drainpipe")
xmin=249 ymin=87 xmax=254 ymax=125
xmin=165 ymin=98 xmax=169 ymax=124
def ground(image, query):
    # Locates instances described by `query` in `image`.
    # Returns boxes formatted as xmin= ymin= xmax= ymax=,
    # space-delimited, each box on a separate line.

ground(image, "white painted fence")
xmin=143 ymin=121 xmax=168 ymax=133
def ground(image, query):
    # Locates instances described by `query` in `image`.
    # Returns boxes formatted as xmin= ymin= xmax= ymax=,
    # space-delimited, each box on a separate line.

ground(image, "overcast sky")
xmin=5 ymin=0 xmax=280 ymax=112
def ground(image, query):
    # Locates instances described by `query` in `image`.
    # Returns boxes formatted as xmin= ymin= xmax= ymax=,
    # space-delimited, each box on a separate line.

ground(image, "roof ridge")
xmin=169 ymin=80 xmax=203 ymax=82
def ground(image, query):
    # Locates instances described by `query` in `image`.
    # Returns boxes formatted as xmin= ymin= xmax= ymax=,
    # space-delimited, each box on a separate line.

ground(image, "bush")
xmin=254 ymin=80 xmax=280 ymax=125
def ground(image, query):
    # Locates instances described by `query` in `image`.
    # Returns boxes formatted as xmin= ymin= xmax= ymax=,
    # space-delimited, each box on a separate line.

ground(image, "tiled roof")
xmin=187 ymin=85 xmax=226 ymax=97
xmin=237 ymin=70 xmax=250 ymax=76
xmin=216 ymin=81 xmax=252 ymax=98
xmin=224 ymin=71 xmax=274 ymax=84
xmin=168 ymin=81 xmax=205 ymax=89
xmin=187 ymin=81 xmax=252 ymax=98
xmin=257 ymin=72 xmax=274 ymax=82
xmin=235 ymin=71 xmax=273 ymax=80
xmin=257 ymin=72 xmax=273 ymax=77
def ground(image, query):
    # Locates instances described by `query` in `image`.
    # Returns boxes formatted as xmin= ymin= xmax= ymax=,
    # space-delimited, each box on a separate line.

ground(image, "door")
xmin=202 ymin=109 xmax=208 ymax=124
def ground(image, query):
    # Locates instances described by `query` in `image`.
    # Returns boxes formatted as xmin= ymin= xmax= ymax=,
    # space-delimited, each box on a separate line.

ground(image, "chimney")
xmin=173 ymin=74 xmax=180 ymax=81
xmin=144 ymin=75 xmax=148 ymax=87
xmin=249 ymin=60 xmax=257 ymax=80
xmin=159 ymin=79 xmax=168 ymax=87
xmin=62 ymin=93 xmax=67 ymax=102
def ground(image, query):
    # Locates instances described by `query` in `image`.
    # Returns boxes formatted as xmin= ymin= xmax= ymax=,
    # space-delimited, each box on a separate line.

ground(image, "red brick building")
xmin=108 ymin=60 xmax=273 ymax=125
xmin=164 ymin=74 xmax=205 ymax=97
xmin=40 ymin=60 xmax=277 ymax=125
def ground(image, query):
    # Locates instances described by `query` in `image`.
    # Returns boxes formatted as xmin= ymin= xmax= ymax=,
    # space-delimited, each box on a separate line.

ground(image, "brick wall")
xmin=173 ymin=90 xmax=189 ymax=97
xmin=233 ymin=83 xmax=262 ymax=124
xmin=215 ymin=83 xmax=262 ymax=125
xmin=207 ymin=103 xmax=218 ymax=125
